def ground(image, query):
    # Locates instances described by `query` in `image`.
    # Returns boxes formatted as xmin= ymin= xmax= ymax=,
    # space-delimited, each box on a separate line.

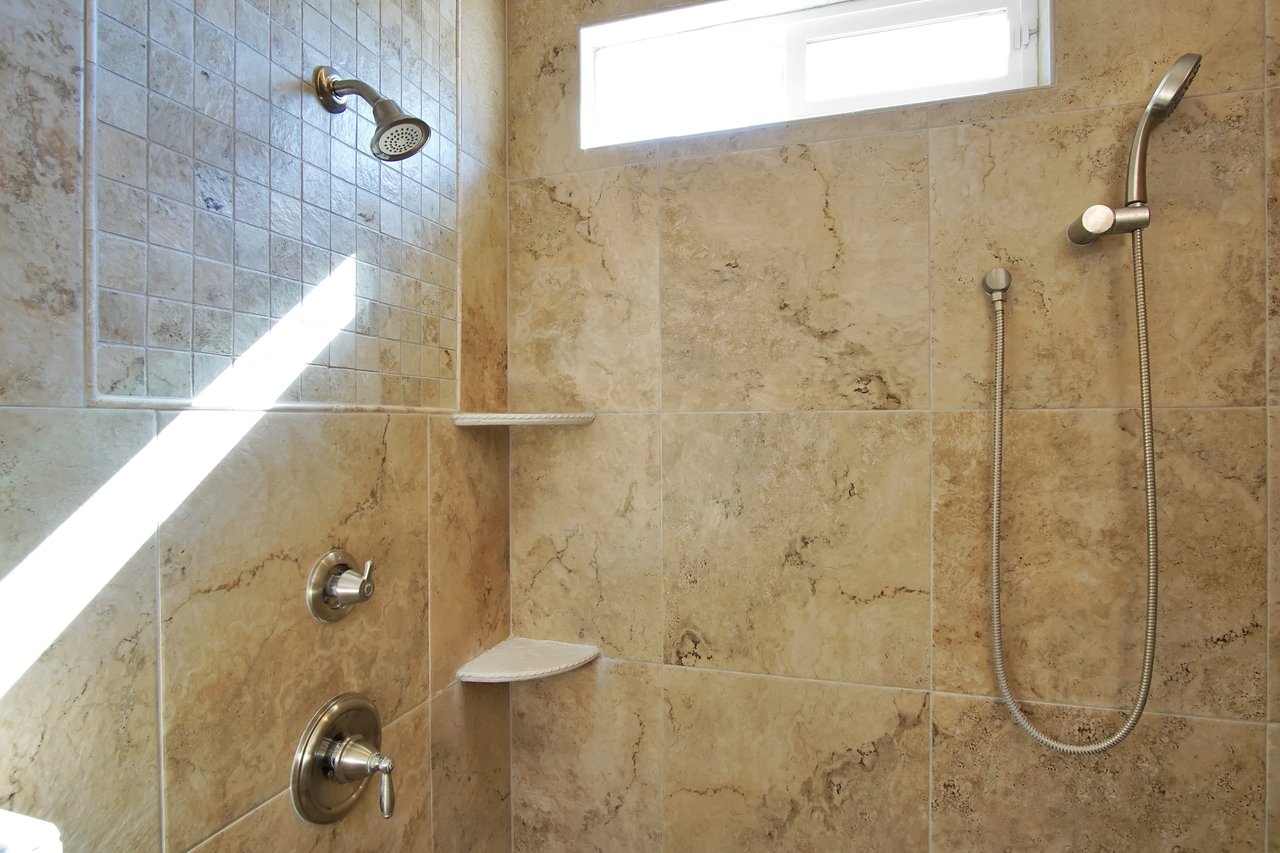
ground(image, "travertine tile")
xmin=663 ymin=413 xmax=931 ymax=687
xmin=159 ymin=413 xmax=429 ymax=849
xmin=1271 ymin=409 xmax=1280 ymax=720
xmin=933 ymin=408 xmax=1266 ymax=720
xmin=1270 ymin=0 xmax=1280 ymax=86
xmin=0 ymin=0 xmax=85 ymax=405
xmin=1269 ymin=90 xmax=1280 ymax=406
xmin=929 ymin=0 xmax=1263 ymax=126
xmin=460 ymin=0 xmax=505 ymax=172
xmin=459 ymin=155 xmax=508 ymax=412
xmin=659 ymin=104 xmax=927 ymax=161
xmin=431 ymin=682 xmax=511 ymax=853
xmin=661 ymin=135 xmax=929 ymax=412
xmin=932 ymin=93 xmax=1265 ymax=410
xmin=0 ymin=409 xmax=159 ymax=852
xmin=507 ymin=0 xmax=656 ymax=179
xmin=191 ymin=698 xmax=433 ymax=852
xmin=664 ymin=669 xmax=930 ymax=852
xmin=512 ymin=661 xmax=663 ymax=852
xmin=1270 ymin=724 xmax=1280 ymax=851
xmin=511 ymin=416 xmax=661 ymax=660
xmin=931 ymin=693 xmax=1265 ymax=851
xmin=428 ymin=416 xmax=510 ymax=686
xmin=509 ymin=166 xmax=659 ymax=412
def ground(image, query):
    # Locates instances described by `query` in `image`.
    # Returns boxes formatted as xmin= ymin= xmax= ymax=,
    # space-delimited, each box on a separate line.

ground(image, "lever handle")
xmin=326 ymin=559 xmax=375 ymax=607
xmin=377 ymin=758 xmax=395 ymax=819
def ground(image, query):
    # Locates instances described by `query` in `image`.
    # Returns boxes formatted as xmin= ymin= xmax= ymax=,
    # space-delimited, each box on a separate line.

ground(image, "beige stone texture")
xmin=190 ymin=698 xmax=433 ymax=852
xmin=0 ymin=409 xmax=158 ymax=851
xmin=932 ymin=93 xmax=1265 ymax=410
xmin=431 ymin=682 xmax=512 ymax=853
xmin=928 ymin=0 xmax=1263 ymax=126
xmin=158 ymin=413 xmax=429 ymax=849
xmin=459 ymin=154 xmax=508 ymax=412
xmin=1270 ymin=0 xmax=1280 ymax=87
xmin=931 ymin=693 xmax=1266 ymax=851
xmin=506 ymin=0 xmax=655 ymax=179
xmin=509 ymin=165 xmax=660 ymax=412
xmin=512 ymin=661 xmax=663 ymax=852
xmin=660 ymin=135 xmax=929 ymax=412
xmin=1271 ymin=409 xmax=1280 ymax=720
xmin=664 ymin=668 xmax=930 ymax=852
xmin=460 ymin=0 xmax=506 ymax=173
xmin=0 ymin=0 xmax=85 ymax=405
xmin=1270 ymin=724 xmax=1280 ymax=851
xmin=428 ymin=416 xmax=510 ymax=687
xmin=1270 ymin=89 xmax=1280 ymax=406
xmin=511 ymin=415 xmax=661 ymax=660
xmin=934 ymin=408 xmax=1266 ymax=720
xmin=664 ymin=412 xmax=930 ymax=687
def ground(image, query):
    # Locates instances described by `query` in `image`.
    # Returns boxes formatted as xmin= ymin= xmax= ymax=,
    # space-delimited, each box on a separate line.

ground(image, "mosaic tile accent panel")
xmin=90 ymin=0 xmax=460 ymax=409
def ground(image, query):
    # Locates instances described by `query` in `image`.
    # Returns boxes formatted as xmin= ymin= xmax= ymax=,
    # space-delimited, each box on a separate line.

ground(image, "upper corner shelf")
xmin=457 ymin=636 xmax=600 ymax=683
xmin=452 ymin=413 xmax=596 ymax=427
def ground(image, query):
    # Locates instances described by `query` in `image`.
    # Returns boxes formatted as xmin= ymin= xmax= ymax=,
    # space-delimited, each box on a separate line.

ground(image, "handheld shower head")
xmin=1126 ymin=54 xmax=1202 ymax=205
xmin=312 ymin=66 xmax=432 ymax=162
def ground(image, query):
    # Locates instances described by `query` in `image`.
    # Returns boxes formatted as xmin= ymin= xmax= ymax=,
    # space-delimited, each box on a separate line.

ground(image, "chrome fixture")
xmin=311 ymin=66 xmax=431 ymax=161
xmin=306 ymin=549 xmax=376 ymax=623
xmin=986 ymin=54 xmax=1202 ymax=755
xmin=292 ymin=693 xmax=396 ymax=823
xmin=1067 ymin=53 xmax=1201 ymax=245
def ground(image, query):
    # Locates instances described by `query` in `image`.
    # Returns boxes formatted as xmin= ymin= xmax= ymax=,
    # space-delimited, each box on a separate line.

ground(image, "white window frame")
xmin=580 ymin=0 xmax=1046 ymax=150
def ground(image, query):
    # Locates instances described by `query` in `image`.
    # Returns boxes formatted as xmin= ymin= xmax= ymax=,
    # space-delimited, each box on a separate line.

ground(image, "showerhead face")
xmin=1148 ymin=53 xmax=1202 ymax=118
xmin=371 ymin=113 xmax=431 ymax=161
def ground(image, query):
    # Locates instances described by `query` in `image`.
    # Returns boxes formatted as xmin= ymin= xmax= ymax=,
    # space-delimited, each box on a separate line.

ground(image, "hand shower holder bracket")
xmin=1066 ymin=203 xmax=1150 ymax=246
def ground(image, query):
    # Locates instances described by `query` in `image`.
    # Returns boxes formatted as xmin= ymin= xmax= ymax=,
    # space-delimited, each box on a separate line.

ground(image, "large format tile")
xmin=512 ymin=661 xmax=663 ymax=852
xmin=459 ymin=155 xmax=508 ymax=412
xmin=928 ymin=0 xmax=1262 ymax=126
xmin=1270 ymin=724 xmax=1280 ymax=852
xmin=664 ymin=413 xmax=931 ymax=687
xmin=661 ymin=135 xmax=930 ymax=412
xmin=431 ymin=682 xmax=511 ymax=853
xmin=931 ymin=94 xmax=1265 ymax=410
xmin=664 ymin=669 xmax=930 ymax=852
xmin=506 ymin=0 xmax=655 ymax=179
xmin=931 ymin=693 xmax=1266 ymax=852
xmin=428 ymin=416 xmax=509 ymax=686
xmin=191 ymin=698 xmax=433 ymax=852
xmin=511 ymin=416 xmax=661 ymax=660
xmin=0 ymin=0 xmax=85 ymax=405
xmin=0 ymin=409 xmax=158 ymax=851
xmin=1271 ymin=409 xmax=1280 ymax=720
xmin=1269 ymin=90 xmax=1280 ymax=406
xmin=159 ymin=413 xmax=429 ymax=850
xmin=460 ymin=0 xmax=506 ymax=172
xmin=933 ymin=408 xmax=1266 ymax=720
xmin=509 ymin=166 xmax=660 ymax=412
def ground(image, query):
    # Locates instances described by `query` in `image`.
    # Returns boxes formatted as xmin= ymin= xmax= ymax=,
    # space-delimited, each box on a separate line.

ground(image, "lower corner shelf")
xmin=457 ymin=636 xmax=601 ymax=683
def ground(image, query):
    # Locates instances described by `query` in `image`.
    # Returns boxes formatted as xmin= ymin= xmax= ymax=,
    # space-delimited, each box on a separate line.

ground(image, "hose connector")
xmin=982 ymin=267 xmax=1012 ymax=303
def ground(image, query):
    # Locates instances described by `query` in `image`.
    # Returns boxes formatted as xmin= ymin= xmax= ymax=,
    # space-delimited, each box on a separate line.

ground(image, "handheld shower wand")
xmin=987 ymin=54 xmax=1202 ymax=755
xmin=1067 ymin=53 xmax=1202 ymax=244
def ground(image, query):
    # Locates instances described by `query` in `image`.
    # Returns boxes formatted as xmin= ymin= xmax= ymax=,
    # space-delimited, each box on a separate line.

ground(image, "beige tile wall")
xmin=505 ymin=0 xmax=1277 ymax=849
xmin=0 ymin=0 xmax=511 ymax=850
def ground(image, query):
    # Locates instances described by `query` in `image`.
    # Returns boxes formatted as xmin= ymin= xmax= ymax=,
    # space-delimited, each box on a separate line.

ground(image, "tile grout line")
xmin=656 ymin=146 xmax=668 ymax=853
xmin=504 ymin=3 xmax=516 ymax=849
xmin=1263 ymin=63 xmax=1272 ymax=853
xmin=924 ymin=116 xmax=935 ymax=853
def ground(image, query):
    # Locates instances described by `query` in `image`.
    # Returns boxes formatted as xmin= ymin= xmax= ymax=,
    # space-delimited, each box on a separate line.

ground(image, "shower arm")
xmin=313 ymin=66 xmax=383 ymax=114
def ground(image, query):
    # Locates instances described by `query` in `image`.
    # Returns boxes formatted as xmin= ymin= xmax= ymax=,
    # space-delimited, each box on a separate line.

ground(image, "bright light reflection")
xmin=0 ymin=257 xmax=356 ymax=702
xmin=805 ymin=11 xmax=1010 ymax=101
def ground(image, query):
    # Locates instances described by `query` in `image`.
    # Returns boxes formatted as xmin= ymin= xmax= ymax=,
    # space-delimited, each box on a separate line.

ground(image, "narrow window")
xmin=580 ymin=0 xmax=1049 ymax=149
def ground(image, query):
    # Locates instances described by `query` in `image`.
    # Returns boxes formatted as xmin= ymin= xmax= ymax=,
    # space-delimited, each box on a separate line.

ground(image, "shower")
xmin=983 ymin=54 xmax=1202 ymax=755
xmin=311 ymin=66 xmax=432 ymax=162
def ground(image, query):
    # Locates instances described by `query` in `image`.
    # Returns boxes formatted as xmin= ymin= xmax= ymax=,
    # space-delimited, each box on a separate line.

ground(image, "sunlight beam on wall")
xmin=0 ymin=257 xmax=357 ymax=702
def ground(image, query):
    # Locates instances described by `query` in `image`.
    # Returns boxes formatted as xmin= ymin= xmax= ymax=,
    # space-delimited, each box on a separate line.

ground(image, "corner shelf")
xmin=457 ymin=636 xmax=600 ymax=683
xmin=452 ymin=413 xmax=596 ymax=427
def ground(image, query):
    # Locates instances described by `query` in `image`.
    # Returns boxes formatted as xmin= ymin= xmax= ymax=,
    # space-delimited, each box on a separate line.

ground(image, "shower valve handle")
xmin=1067 ymin=203 xmax=1150 ymax=246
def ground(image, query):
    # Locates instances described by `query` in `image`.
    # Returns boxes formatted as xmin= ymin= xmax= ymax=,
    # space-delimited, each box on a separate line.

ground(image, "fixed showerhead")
xmin=1126 ymin=54 xmax=1202 ymax=205
xmin=312 ymin=66 xmax=431 ymax=162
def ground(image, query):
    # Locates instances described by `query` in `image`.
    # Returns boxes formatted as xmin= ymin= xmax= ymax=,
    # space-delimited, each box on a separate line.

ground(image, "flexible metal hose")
xmin=988 ymin=229 xmax=1159 ymax=754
